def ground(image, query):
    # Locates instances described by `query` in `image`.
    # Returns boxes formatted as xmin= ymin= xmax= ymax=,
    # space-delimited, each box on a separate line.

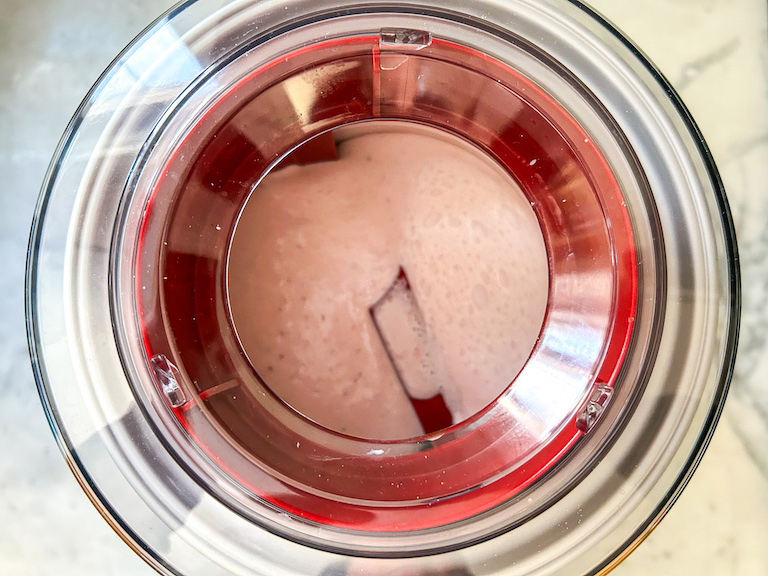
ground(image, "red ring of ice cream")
xmin=135 ymin=35 xmax=636 ymax=531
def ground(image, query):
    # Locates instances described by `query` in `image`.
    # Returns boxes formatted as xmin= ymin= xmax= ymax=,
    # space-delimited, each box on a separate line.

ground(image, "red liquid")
xmin=410 ymin=394 xmax=454 ymax=435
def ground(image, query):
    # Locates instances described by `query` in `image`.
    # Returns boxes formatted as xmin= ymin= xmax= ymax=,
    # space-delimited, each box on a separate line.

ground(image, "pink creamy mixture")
xmin=227 ymin=128 xmax=548 ymax=440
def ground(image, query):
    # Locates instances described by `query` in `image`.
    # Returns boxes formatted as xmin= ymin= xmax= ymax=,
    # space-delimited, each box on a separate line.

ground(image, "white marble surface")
xmin=1 ymin=0 xmax=767 ymax=574
xmin=590 ymin=1 xmax=768 ymax=573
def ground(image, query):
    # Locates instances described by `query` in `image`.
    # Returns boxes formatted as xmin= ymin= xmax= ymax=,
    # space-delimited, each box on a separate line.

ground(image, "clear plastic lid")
xmin=27 ymin=0 xmax=738 ymax=574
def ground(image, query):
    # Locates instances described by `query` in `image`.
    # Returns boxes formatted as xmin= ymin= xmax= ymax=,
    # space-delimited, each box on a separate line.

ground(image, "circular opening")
xmin=132 ymin=32 xmax=636 ymax=532
xmin=227 ymin=121 xmax=549 ymax=441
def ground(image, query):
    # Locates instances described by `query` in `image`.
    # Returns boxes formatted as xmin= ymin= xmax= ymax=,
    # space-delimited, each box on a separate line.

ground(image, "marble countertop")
xmin=1 ymin=0 xmax=766 ymax=574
